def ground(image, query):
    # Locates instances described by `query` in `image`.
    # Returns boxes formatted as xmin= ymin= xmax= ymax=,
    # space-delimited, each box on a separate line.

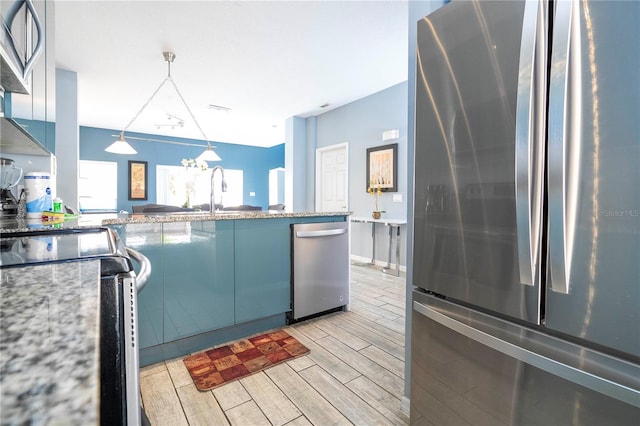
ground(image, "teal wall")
xmin=79 ymin=126 xmax=284 ymax=212
xmin=11 ymin=119 xmax=285 ymax=212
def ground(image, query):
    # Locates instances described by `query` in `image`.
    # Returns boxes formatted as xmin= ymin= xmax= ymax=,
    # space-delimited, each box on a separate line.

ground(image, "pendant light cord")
xmin=120 ymin=54 xmax=210 ymax=144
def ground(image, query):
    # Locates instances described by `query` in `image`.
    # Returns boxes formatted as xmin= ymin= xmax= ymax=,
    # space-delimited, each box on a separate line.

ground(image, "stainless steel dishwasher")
xmin=290 ymin=221 xmax=349 ymax=322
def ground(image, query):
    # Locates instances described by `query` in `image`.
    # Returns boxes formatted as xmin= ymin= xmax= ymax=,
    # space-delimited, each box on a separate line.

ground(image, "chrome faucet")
xmin=210 ymin=165 xmax=227 ymax=212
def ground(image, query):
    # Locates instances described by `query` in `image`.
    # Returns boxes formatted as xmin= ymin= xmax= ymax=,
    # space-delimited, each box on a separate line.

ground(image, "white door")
xmin=316 ymin=143 xmax=348 ymax=212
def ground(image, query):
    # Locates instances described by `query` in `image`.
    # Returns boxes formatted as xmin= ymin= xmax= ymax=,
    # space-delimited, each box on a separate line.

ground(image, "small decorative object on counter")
xmin=180 ymin=158 xmax=208 ymax=208
xmin=367 ymin=179 xmax=384 ymax=219
xmin=53 ymin=197 xmax=63 ymax=213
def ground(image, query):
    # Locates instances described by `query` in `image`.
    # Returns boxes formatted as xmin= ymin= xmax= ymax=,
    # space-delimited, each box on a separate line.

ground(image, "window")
xmin=79 ymin=160 xmax=118 ymax=211
xmin=156 ymin=165 xmax=243 ymax=208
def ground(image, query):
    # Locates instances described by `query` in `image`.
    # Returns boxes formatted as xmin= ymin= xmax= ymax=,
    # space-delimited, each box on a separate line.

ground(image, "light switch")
xmin=249 ymin=192 xmax=255 ymax=197
xmin=393 ymin=194 xmax=403 ymax=203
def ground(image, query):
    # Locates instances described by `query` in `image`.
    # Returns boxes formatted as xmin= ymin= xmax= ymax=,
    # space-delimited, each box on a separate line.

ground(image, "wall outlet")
xmin=393 ymin=193 xmax=403 ymax=203
xmin=249 ymin=192 xmax=255 ymax=197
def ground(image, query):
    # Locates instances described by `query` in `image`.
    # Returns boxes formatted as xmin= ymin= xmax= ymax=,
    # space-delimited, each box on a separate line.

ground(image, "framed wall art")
xmin=128 ymin=160 xmax=148 ymax=200
xmin=366 ymin=143 xmax=398 ymax=192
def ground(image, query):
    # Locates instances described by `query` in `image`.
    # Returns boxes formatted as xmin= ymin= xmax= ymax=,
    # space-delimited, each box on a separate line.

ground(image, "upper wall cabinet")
xmin=1 ymin=0 xmax=55 ymax=155
xmin=1 ymin=0 xmax=43 ymax=94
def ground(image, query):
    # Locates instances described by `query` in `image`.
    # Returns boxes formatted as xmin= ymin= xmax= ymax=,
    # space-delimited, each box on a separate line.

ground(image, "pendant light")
xmin=105 ymin=134 xmax=137 ymax=154
xmin=197 ymin=142 xmax=221 ymax=162
xmin=106 ymin=51 xmax=221 ymax=162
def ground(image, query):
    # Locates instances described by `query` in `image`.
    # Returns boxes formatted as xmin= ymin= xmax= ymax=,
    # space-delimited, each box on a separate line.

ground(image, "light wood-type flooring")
xmin=139 ymin=264 xmax=408 ymax=426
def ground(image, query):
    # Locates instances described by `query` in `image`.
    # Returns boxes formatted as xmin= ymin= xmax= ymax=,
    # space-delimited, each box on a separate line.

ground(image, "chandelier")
xmin=105 ymin=51 xmax=221 ymax=162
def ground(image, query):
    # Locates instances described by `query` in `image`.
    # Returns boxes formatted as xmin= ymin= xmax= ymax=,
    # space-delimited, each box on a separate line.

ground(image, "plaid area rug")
xmin=183 ymin=330 xmax=310 ymax=391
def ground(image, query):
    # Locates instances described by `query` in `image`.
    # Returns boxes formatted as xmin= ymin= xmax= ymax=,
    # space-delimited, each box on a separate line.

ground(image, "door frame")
xmin=315 ymin=142 xmax=349 ymax=212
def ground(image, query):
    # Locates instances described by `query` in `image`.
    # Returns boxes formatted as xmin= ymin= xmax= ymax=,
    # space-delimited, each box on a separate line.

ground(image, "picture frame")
xmin=366 ymin=143 xmax=398 ymax=192
xmin=128 ymin=160 xmax=148 ymax=200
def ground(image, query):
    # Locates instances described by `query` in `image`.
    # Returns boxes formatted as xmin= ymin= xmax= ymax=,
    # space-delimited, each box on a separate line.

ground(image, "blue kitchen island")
xmin=104 ymin=211 xmax=349 ymax=366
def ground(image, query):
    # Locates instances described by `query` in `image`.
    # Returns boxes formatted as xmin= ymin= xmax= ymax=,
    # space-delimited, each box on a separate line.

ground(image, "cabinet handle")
xmin=4 ymin=0 xmax=45 ymax=78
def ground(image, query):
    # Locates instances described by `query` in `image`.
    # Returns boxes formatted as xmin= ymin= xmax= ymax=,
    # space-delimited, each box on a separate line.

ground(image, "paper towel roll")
xmin=25 ymin=172 xmax=52 ymax=218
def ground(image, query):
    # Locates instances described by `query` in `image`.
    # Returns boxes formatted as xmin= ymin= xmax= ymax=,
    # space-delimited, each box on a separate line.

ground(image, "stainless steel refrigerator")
xmin=411 ymin=0 xmax=639 ymax=424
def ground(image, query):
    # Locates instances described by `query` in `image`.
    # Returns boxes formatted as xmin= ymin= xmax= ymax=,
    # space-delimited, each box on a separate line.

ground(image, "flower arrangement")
xmin=181 ymin=158 xmax=208 ymax=207
xmin=181 ymin=158 xmax=209 ymax=171
xmin=367 ymin=179 xmax=385 ymax=218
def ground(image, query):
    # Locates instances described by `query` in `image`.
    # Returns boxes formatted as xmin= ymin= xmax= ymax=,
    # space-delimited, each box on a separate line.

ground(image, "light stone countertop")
xmin=0 ymin=211 xmax=351 ymax=232
xmin=101 ymin=210 xmax=351 ymax=225
xmin=0 ymin=260 xmax=101 ymax=425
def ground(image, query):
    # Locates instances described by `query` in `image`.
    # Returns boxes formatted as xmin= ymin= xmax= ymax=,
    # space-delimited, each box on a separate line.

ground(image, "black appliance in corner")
xmin=0 ymin=227 xmax=151 ymax=425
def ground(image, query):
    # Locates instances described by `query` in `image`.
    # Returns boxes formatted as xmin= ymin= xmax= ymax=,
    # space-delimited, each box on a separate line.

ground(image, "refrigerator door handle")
xmin=515 ymin=0 xmax=545 ymax=287
xmin=414 ymin=300 xmax=640 ymax=408
xmin=548 ymin=0 xmax=581 ymax=294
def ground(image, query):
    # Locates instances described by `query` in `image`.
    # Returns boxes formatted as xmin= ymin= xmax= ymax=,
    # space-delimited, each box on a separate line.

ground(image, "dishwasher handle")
xmin=295 ymin=228 xmax=347 ymax=238
xmin=126 ymin=247 xmax=151 ymax=293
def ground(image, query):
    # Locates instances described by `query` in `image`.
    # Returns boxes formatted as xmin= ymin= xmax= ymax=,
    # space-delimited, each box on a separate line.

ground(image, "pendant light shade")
xmin=197 ymin=142 xmax=221 ymax=162
xmin=105 ymin=134 xmax=137 ymax=155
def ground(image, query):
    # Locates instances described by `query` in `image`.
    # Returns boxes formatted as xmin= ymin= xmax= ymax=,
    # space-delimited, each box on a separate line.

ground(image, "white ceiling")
xmin=54 ymin=0 xmax=409 ymax=148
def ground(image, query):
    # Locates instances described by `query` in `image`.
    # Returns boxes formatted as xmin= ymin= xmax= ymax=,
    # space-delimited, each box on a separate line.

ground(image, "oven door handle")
xmin=126 ymin=248 xmax=151 ymax=293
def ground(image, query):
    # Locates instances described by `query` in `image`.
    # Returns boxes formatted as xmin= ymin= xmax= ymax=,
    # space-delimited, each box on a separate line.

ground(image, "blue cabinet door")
xmin=163 ymin=220 xmax=235 ymax=342
xmin=234 ymin=218 xmax=291 ymax=323
xmin=111 ymin=223 xmax=164 ymax=349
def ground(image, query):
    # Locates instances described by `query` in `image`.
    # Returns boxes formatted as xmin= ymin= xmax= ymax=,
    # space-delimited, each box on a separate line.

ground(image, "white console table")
xmin=350 ymin=216 xmax=407 ymax=276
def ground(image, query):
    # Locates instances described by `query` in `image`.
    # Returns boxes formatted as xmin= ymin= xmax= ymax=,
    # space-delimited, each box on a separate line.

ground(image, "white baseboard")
xmin=401 ymin=396 xmax=410 ymax=417
xmin=350 ymin=254 xmax=406 ymax=272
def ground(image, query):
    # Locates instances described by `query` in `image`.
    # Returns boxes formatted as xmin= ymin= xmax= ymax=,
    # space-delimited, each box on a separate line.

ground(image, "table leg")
xmin=351 ymin=221 xmax=376 ymax=266
xmin=383 ymin=224 xmax=400 ymax=276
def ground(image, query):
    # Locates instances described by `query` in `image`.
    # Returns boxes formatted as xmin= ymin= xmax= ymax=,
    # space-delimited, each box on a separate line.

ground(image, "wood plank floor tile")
xmin=286 ymin=327 xmax=361 ymax=384
xmin=311 ymin=318 xmax=370 ymax=351
xmin=339 ymin=310 xmax=406 ymax=348
xmin=315 ymin=335 xmax=404 ymax=397
xmin=212 ymin=380 xmax=252 ymax=411
xmin=346 ymin=376 xmax=408 ymax=425
xmin=291 ymin=321 xmax=328 ymax=340
xmin=346 ymin=303 xmax=384 ymax=322
xmin=225 ymin=400 xmax=271 ymax=426
xmin=328 ymin=314 xmax=405 ymax=360
xmin=351 ymin=291 xmax=387 ymax=307
xmin=165 ymin=356 xmax=194 ymax=388
xmin=265 ymin=363 xmax=352 ymax=425
xmin=140 ymin=361 xmax=167 ymax=378
xmin=360 ymin=345 xmax=405 ymax=379
xmin=140 ymin=369 xmax=188 ymax=426
xmin=298 ymin=365 xmax=389 ymax=425
xmin=375 ymin=316 xmax=406 ymax=335
xmin=286 ymin=354 xmax=316 ymax=372
xmin=177 ymin=383 xmax=229 ymax=426
xmin=240 ymin=372 xmax=302 ymax=426
xmin=284 ymin=416 xmax=313 ymax=426
xmin=349 ymin=298 xmax=400 ymax=320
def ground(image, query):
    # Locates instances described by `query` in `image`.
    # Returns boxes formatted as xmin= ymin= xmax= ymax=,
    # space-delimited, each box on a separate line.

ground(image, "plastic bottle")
xmin=53 ymin=197 xmax=63 ymax=213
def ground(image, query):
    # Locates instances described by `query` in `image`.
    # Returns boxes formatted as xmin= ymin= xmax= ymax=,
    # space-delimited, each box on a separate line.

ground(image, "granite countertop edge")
xmin=103 ymin=210 xmax=352 ymax=225
xmin=0 ymin=211 xmax=352 ymax=233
